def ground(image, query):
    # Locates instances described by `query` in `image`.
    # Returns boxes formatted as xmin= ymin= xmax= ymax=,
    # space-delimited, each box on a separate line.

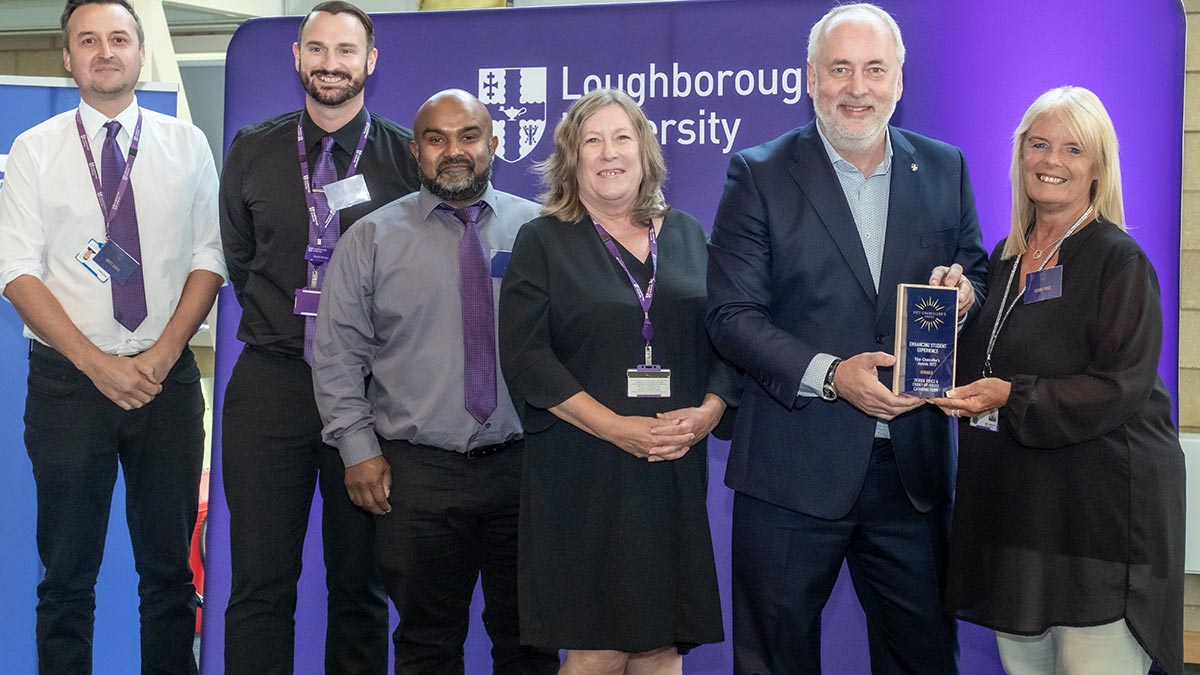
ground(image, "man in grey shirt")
xmin=312 ymin=89 xmax=558 ymax=673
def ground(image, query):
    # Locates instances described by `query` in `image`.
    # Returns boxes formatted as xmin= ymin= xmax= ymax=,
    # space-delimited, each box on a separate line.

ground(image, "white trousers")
xmin=995 ymin=620 xmax=1152 ymax=675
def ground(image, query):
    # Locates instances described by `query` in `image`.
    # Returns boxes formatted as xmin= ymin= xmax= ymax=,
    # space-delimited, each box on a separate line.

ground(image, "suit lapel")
xmin=877 ymin=128 xmax=922 ymax=324
xmin=789 ymin=123 xmax=876 ymax=303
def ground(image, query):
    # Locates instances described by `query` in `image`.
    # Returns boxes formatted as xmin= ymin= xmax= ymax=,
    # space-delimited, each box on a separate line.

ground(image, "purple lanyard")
xmin=296 ymin=111 xmax=371 ymax=244
xmin=76 ymin=109 xmax=142 ymax=234
xmin=593 ymin=221 xmax=658 ymax=349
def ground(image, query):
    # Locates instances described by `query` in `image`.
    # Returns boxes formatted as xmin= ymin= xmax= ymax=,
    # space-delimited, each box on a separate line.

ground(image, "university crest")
xmin=478 ymin=67 xmax=547 ymax=164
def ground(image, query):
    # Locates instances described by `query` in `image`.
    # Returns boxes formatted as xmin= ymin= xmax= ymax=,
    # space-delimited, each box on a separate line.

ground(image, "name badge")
xmin=95 ymin=238 xmax=140 ymax=285
xmin=306 ymin=244 xmax=335 ymax=265
xmin=76 ymin=238 xmax=110 ymax=283
xmin=1024 ymin=265 xmax=1062 ymax=304
xmin=490 ymin=249 xmax=511 ymax=279
xmin=627 ymin=365 xmax=671 ymax=398
xmin=969 ymin=408 xmax=1000 ymax=432
xmin=322 ymin=174 xmax=371 ymax=212
xmin=294 ymin=287 xmax=321 ymax=316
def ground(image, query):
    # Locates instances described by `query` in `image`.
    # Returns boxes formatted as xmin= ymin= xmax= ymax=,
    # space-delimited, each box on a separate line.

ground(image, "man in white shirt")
xmin=0 ymin=1 xmax=225 ymax=672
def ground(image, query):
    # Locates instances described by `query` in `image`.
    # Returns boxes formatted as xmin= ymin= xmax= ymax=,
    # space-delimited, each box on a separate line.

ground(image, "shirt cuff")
xmin=190 ymin=253 xmax=228 ymax=283
xmin=0 ymin=264 xmax=43 ymax=298
xmin=798 ymin=352 xmax=839 ymax=398
xmin=335 ymin=427 xmax=382 ymax=468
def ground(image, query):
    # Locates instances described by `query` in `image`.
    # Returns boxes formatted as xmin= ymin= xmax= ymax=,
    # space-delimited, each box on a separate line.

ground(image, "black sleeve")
xmin=218 ymin=130 xmax=254 ymax=304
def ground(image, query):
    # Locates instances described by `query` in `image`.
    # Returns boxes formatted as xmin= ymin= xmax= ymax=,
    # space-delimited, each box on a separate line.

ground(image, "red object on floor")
xmin=190 ymin=469 xmax=209 ymax=635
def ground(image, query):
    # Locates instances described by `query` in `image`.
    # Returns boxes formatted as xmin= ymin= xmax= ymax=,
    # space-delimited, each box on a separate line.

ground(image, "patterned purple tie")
xmin=102 ymin=120 xmax=147 ymax=331
xmin=303 ymin=135 xmax=341 ymax=365
xmin=446 ymin=203 xmax=497 ymax=424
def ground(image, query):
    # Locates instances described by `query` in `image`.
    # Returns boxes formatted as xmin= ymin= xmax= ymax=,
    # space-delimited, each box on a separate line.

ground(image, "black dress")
xmin=499 ymin=209 xmax=736 ymax=652
xmin=943 ymin=220 xmax=1185 ymax=675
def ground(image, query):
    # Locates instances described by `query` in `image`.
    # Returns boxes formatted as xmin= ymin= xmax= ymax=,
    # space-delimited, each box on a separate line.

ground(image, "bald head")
xmin=413 ymin=89 xmax=493 ymax=140
xmin=410 ymin=89 xmax=499 ymax=207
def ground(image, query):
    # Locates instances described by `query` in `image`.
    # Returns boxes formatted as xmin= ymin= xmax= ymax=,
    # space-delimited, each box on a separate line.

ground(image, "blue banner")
xmin=208 ymin=1 xmax=1185 ymax=673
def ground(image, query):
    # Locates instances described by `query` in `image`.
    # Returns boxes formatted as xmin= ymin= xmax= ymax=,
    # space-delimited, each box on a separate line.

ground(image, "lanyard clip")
xmin=644 ymin=344 xmax=653 ymax=367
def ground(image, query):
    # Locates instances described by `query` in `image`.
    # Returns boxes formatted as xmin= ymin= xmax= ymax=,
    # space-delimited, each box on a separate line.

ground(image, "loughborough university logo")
xmin=479 ymin=67 xmax=547 ymax=164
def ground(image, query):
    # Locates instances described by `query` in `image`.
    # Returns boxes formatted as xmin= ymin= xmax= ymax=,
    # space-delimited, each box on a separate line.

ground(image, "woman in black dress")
xmin=932 ymin=86 xmax=1184 ymax=675
xmin=498 ymin=88 xmax=736 ymax=673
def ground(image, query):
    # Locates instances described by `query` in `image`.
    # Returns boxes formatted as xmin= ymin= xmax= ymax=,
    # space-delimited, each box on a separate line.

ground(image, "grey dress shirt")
xmin=312 ymin=183 xmax=541 ymax=467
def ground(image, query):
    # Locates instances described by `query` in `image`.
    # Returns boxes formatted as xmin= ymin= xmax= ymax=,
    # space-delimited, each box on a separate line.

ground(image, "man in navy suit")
xmin=707 ymin=4 xmax=988 ymax=673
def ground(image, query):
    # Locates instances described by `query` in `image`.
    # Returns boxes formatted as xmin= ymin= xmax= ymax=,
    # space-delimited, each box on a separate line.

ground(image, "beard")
xmin=421 ymin=155 xmax=493 ymax=204
xmin=301 ymin=65 xmax=367 ymax=107
xmin=812 ymin=90 xmax=897 ymax=157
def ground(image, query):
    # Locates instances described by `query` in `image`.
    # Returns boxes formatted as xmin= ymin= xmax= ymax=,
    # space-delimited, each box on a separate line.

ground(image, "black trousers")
xmin=732 ymin=439 xmax=958 ymax=675
xmin=26 ymin=344 xmax=203 ymax=675
xmin=222 ymin=346 xmax=388 ymax=675
xmin=377 ymin=439 xmax=558 ymax=675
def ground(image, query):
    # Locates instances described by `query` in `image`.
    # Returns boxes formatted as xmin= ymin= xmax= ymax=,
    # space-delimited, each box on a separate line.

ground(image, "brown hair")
xmin=61 ymin=0 xmax=144 ymax=47
xmin=299 ymin=1 xmax=375 ymax=51
xmin=533 ymin=88 xmax=668 ymax=224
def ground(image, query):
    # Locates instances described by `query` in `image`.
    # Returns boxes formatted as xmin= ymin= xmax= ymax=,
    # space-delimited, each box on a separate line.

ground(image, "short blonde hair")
xmin=1003 ymin=85 xmax=1125 ymax=259
xmin=533 ymin=88 xmax=668 ymax=224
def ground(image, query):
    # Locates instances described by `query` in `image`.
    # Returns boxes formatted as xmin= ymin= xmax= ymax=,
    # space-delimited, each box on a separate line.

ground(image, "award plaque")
xmin=893 ymin=283 xmax=958 ymax=396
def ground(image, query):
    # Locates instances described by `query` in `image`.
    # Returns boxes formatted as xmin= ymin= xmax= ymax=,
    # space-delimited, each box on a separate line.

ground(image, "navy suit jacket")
xmin=706 ymin=121 xmax=988 ymax=520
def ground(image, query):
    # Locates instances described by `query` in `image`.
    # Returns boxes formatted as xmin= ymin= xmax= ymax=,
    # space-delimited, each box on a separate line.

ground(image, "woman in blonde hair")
xmin=934 ymin=86 xmax=1184 ymax=675
xmin=499 ymin=88 xmax=734 ymax=673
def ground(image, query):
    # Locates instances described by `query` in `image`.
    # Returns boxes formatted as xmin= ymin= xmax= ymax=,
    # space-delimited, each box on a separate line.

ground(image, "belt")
xmin=463 ymin=437 xmax=521 ymax=459
xmin=29 ymin=341 xmax=71 ymax=363
xmin=30 ymin=340 xmax=142 ymax=363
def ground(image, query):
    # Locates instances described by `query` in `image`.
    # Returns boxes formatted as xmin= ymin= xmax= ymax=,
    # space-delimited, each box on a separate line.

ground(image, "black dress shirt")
xmin=220 ymin=106 xmax=421 ymax=357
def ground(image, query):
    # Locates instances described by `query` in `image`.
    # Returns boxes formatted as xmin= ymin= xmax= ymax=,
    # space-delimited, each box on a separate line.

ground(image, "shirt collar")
xmin=417 ymin=183 xmax=499 ymax=222
xmin=78 ymin=96 xmax=140 ymax=143
xmin=302 ymin=105 xmax=369 ymax=154
xmin=815 ymin=121 xmax=893 ymax=179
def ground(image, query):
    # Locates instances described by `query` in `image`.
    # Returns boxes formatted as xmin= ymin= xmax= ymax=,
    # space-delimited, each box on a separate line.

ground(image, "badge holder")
xmin=627 ymin=345 xmax=671 ymax=398
xmin=95 ymin=238 xmax=140 ymax=285
xmin=970 ymin=408 xmax=1000 ymax=432
xmin=76 ymin=238 xmax=110 ymax=283
xmin=490 ymin=249 xmax=512 ymax=279
xmin=1023 ymin=265 xmax=1063 ymax=304
xmin=322 ymin=174 xmax=371 ymax=211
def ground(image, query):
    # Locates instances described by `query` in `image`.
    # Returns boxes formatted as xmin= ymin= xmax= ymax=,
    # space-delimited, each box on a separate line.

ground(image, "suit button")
xmin=875 ymin=334 xmax=887 ymax=344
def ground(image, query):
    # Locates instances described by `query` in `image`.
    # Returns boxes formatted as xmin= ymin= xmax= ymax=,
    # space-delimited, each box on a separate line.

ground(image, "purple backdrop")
xmin=202 ymin=1 xmax=1185 ymax=673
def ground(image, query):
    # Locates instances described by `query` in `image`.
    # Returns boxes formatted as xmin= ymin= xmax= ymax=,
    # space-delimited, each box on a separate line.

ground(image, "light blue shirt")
xmin=799 ymin=123 xmax=893 ymax=438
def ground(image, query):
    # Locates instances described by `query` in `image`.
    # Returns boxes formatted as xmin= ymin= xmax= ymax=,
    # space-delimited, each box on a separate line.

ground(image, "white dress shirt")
xmin=0 ymin=97 xmax=226 ymax=355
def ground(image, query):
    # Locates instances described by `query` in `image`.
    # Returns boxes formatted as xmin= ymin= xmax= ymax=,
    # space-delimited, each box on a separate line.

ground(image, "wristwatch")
xmin=821 ymin=358 xmax=842 ymax=402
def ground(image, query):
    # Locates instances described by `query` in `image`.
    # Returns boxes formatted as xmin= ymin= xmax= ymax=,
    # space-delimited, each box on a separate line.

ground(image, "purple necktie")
xmin=446 ymin=203 xmax=497 ymax=424
xmin=102 ymin=120 xmax=147 ymax=332
xmin=303 ymin=135 xmax=341 ymax=365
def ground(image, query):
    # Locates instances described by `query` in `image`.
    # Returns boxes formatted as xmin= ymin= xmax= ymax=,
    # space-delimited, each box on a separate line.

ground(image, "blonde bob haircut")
xmin=534 ymin=87 xmax=669 ymax=224
xmin=1003 ymin=85 xmax=1125 ymax=259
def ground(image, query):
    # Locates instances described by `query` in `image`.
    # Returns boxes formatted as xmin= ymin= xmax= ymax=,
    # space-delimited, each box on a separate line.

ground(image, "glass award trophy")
xmin=893 ymin=283 xmax=957 ymax=396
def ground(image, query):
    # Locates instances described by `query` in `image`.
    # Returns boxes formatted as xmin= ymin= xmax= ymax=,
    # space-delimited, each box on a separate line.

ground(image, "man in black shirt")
xmin=218 ymin=2 xmax=420 ymax=672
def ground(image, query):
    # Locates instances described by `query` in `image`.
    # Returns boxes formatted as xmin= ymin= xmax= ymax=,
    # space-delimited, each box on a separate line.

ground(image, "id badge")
xmin=294 ymin=288 xmax=321 ymax=316
xmin=490 ymin=249 xmax=511 ymax=279
xmin=969 ymin=408 xmax=1000 ymax=432
xmin=322 ymin=174 xmax=371 ymax=211
xmin=306 ymin=244 xmax=335 ymax=265
xmin=627 ymin=365 xmax=671 ymax=398
xmin=95 ymin=238 xmax=139 ymax=285
xmin=76 ymin=238 xmax=110 ymax=283
xmin=1024 ymin=265 xmax=1063 ymax=304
